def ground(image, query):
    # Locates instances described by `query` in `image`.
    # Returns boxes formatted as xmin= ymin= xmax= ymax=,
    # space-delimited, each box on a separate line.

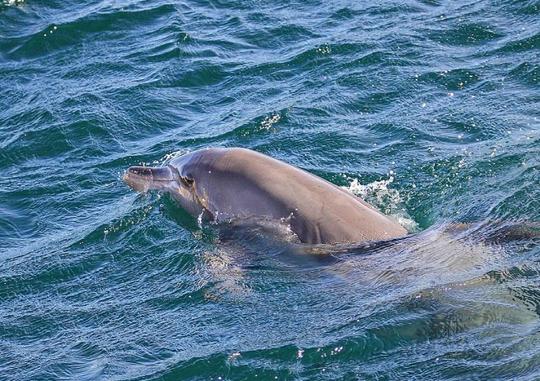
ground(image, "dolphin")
xmin=123 ymin=147 xmax=408 ymax=244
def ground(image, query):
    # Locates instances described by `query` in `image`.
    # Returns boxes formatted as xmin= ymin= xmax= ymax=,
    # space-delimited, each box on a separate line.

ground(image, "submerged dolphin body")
xmin=123 ymin=147 xmax=408 ymax=244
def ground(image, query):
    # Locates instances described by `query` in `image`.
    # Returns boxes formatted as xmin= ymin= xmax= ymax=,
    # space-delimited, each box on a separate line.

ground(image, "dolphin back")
xmin=190 ymin=148 xmax=408 ymax=244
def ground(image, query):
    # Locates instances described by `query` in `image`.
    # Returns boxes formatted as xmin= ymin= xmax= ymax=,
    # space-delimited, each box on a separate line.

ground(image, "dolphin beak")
xmin=123 ymin=166 xmax=174 ymax=193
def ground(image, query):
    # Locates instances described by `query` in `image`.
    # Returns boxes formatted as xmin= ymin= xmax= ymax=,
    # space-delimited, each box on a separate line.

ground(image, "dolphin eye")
xmin=181 ymin=176 xmax=194 ymax=187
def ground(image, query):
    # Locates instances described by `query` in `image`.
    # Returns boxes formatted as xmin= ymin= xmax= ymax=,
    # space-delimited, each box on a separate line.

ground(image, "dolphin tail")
xmin=444 ymin=220 xmax=540 ymax=243
xmin=123 ymin=165 xmax=175 ymax=193
xmin=486 ymin=221 xmax=540 ymax=243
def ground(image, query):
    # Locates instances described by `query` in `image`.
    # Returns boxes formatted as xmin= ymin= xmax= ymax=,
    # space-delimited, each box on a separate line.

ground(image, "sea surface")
xmin=1 ymin=0 xmax=539 ymax=380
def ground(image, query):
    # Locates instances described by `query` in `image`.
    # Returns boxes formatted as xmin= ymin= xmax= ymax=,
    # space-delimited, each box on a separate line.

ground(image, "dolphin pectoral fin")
xmin=123 ymin=165 xmax=175 ymax=193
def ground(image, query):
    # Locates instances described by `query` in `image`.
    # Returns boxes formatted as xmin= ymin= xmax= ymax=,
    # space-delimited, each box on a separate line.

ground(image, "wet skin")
xmin=124 ymin=147 xmax=408 ymax=244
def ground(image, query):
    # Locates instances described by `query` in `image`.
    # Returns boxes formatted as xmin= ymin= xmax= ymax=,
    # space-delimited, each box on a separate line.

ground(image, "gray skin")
xmin=123 ymin=147 xmax=408 ymax=244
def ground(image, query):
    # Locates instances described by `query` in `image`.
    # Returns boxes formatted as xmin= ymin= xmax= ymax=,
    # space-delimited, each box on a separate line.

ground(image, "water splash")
xmin=3 ymin=0 xmax=25 ymax=6
xmin=260 ymin=113 xmax=281 ymax=130
xmin=161 ymin=149 xmax=191 ymax=164
xmin=342 ymin=176 xmax=419 ymax=232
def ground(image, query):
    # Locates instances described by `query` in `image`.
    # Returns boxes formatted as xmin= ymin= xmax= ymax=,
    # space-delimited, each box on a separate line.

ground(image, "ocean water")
xmin=1 ymin=0 xmax=539 ymax=380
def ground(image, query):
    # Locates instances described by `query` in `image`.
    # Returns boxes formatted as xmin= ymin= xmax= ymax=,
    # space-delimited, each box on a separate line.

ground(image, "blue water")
xmin=1 ymin=0 xmax=539 ymax=380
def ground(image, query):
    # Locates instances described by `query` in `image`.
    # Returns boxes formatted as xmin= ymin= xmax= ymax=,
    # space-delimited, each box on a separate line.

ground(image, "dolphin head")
xmin=123 ymin=156 xmax=203 ymax=219
xmin=123 ymin=149 xmax=227 ymax=220
xmin=125 ymin=147 xmax=294 ymax=226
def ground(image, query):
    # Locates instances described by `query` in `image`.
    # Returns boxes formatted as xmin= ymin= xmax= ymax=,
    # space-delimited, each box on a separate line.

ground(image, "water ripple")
xmin=1 ymin=0 xmax=539 ymax=379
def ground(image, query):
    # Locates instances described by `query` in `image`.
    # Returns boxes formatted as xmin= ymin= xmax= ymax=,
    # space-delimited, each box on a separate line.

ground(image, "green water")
xmin=1 ymin=0 xmax=539 ymax=380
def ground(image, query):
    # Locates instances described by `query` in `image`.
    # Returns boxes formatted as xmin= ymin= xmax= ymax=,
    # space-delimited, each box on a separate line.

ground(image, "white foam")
xmin=260 ymin=113 xmax=281 ymax=130
xmin=3 ymin=0 xmax=24 ymax=5
xmin=341 ymin=176 xmax=418 ymax=232
xmin=161 ymin=149 xmax=189 ymax=163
